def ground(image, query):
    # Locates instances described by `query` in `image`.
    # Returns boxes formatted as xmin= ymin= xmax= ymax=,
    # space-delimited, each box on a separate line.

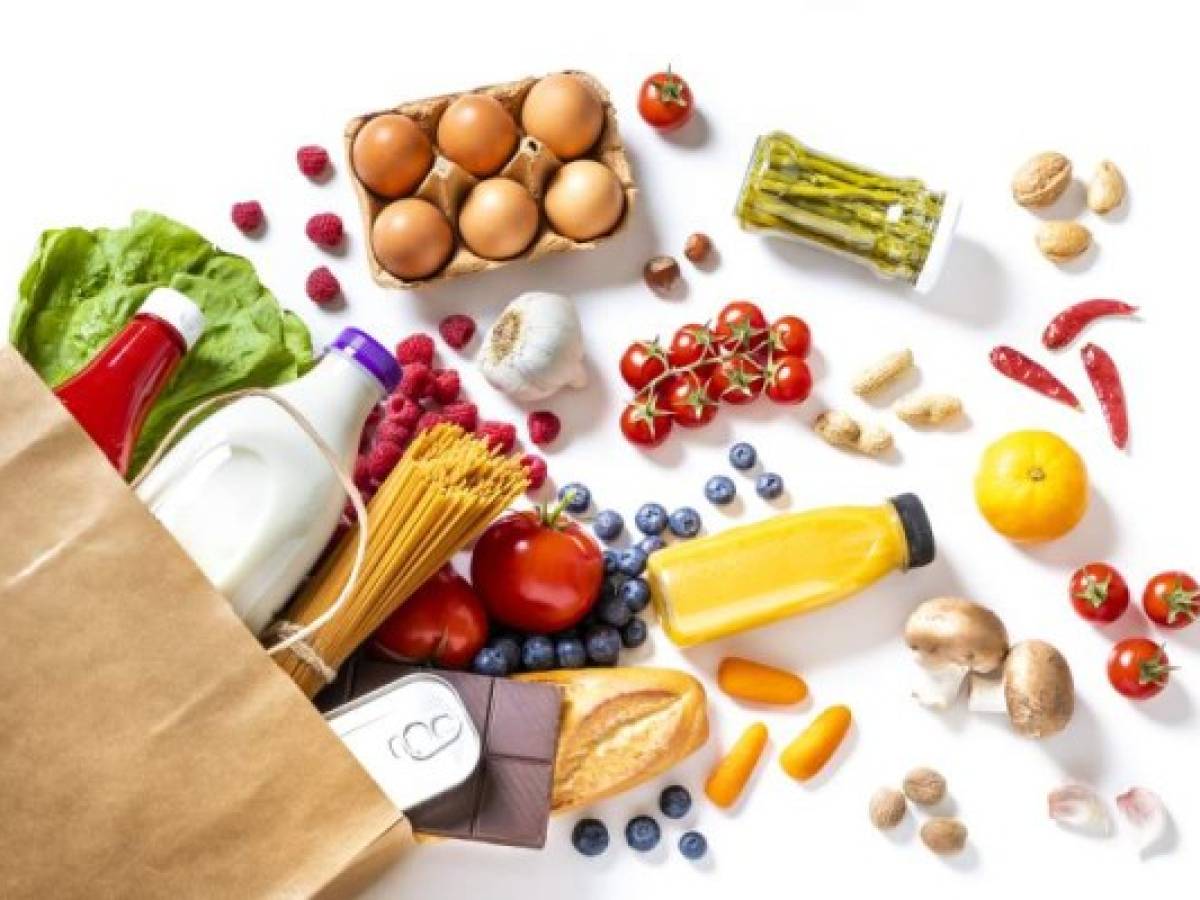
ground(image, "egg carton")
xmin=345 ymin=70 xmax=637 ymax=290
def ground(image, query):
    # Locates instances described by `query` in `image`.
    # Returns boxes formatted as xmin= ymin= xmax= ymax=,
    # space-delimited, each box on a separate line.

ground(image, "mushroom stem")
xmin=912 ymin=658 xmax=969 ymax=709
xmin=967 ymin=670 xmax=1007 ymax=713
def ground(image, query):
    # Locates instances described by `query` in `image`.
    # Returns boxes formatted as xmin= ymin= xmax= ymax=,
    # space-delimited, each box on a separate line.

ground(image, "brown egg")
xmin=521 ymin=73 xmax=604 ymax=160
xmin=458 ymin=178 xmax=540 ymax=260
xmin=371 ymin=198 xmax=454 ymax=280
xmin=543 ymin=160 xmax=625 ymax=242
xmin=352 ymin=114 xmax=434 ymax=199
xmin=436 ymin=94 xmax=518 ymax=177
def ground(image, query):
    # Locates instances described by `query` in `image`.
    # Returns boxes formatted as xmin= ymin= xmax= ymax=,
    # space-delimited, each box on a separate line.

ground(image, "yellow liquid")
xmin=648 ymin=503 xmax=909 ymax=647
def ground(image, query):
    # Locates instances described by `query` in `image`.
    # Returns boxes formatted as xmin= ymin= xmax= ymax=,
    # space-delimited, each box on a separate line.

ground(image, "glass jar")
xmin=735 ymin=131 xmax=959 ymax=292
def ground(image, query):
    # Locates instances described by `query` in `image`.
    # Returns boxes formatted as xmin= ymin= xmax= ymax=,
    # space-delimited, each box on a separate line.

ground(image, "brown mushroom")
xmin=970 ymin=639 xmax=1074 ymax=738
xmin=904 ymin=598 xmax=1009 ymax=709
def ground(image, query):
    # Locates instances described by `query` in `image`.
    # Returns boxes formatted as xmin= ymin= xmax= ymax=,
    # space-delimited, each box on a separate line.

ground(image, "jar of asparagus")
xmin=735 ymin=131 xmax=959 ymax=293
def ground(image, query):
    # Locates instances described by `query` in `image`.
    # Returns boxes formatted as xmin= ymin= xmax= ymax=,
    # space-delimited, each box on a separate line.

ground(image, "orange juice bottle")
xmin=647 ymin=494 xmax=934 ymax=647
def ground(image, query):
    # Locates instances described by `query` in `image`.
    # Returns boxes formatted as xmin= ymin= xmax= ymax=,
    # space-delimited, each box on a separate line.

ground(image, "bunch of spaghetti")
xmin=274 ymin=424 xmax=528 ymax=696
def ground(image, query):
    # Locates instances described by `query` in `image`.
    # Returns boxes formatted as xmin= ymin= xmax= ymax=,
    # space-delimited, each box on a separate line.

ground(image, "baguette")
xmin=516 ymin=667 xmax=709 ymax=812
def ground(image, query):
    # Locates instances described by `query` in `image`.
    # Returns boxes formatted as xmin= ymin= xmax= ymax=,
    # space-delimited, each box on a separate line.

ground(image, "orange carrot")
xmin=718 ymin=657 xmax=808 ymax=705
xmin=705 ymin=722 xmax=768 ymax=809
xmin=779 ymin=705 xmax=852 ymax=781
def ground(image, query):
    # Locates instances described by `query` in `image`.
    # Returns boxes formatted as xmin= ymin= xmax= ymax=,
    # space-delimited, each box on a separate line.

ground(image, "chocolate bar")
xmin=318 ymin=658 xmax=561 ymax=849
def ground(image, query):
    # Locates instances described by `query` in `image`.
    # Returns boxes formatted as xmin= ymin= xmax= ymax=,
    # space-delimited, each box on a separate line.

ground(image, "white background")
xmin=2 ymin=1 xmax=1195 ymax=896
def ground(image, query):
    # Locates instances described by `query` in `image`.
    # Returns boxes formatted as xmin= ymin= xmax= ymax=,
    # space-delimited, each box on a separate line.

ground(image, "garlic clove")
xmin=1048 ymin=784 xmax=1112 ymax=836
xmin=911 ymin=657 xmax=969 ymax=709
xmin=1116 ymin=787 xmax=1170 ymax=857
xmin=967 ymin=670 xmax=1006 ymax=714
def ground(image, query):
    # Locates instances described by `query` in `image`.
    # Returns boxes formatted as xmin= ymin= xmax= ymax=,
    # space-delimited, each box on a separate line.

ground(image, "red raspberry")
xmin=527 ymin=410 xmax=561 ymax=446
xmin=376 ymin=418 xmax=411 ymax=447
xmin=368 ymin=439 xmax=404 ymax=481
xmin=477 ymin=420 xmax=516 ymax=454
xmin=415 ymin=411 xmax=446 ymax=434
xmin=395 ymin=333 xmax=435 ymax=366
xmin=430 ymin=368 xmax=461 ymax=404
xmin=441 ymin=401 xmax=479 ymax=432
xmin=521 ymin=454 xmax=548 ymax=490
xmin=399 ymin=362 xmax=432 ymax=399
xmin=305 ymin=266 xmax=341 ymax=305
xmin=305 ymin=212 xmax=344 ymax=248
xmin=231 ymin=201 xmax=264 ymax=234
xmin=386 ymin=395 xmax=421 ymax=427
xmin=296 ymin=145 xmax=330 ymax=178
xmin=353 ymin=456 xmax=372 ymax=489
xmin=439 ymin=314 xmax=476 ymax=350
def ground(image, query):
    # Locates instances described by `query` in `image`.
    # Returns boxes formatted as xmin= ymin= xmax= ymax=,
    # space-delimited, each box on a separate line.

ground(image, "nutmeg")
xmin=920 ymin=817 xmax=967 ymax=855
xmin=903 ymin=766 xmax=947 ymax=806
xmin=869 ymin=787 xmax=908 ymax=830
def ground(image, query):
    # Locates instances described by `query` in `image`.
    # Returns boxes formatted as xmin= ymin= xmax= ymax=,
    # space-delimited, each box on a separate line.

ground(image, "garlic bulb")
xmin=480 ymin=292 xmax=587 ymax=402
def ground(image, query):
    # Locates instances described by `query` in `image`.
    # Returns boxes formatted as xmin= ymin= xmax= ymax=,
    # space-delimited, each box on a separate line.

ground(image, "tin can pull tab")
xmin=391 ymin=713 xmax=463 ymax=761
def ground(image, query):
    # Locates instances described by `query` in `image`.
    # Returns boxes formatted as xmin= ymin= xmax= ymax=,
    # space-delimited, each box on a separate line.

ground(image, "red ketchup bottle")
xmin=54 ymin=288 xmax=205 ymax=476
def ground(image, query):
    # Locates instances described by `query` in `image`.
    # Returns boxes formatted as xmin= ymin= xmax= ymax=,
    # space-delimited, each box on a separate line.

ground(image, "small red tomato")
xmin=768 ymin=315 xmax=812 ymax=358
xmin=619 ymin=339 xmax=668 ymax=391
xmin=619 ymin=393 xmax=674 ymax=446
xmin=1069 ymin=562 xmax=1130 ymax=623
xmin=1108 ymin=638 xmax=1174 ymax=700
xmin=637 ymin=68 xmax=693 ymax=131
xmin=764 ymin=355 xmax=812 ymax=405
xmin=372 ymin=566 xmax=489 ymax=669
xmin=710 ymin=355 xmax=763 ymax=405
xmin=662 ymin=372 xmax=719 ymax=428
xmin=714 ymin=300 xmax=768 ymax=352
xmin=668 ymin=323 xmax=719 ymax=377
xmin=471 ymin=505 xmax=604 ymax=634
xmin=1143 ymin=571 xmax=1199 ymax=629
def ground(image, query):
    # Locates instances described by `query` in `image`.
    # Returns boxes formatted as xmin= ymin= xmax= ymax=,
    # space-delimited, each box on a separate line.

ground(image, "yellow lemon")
xmin=975 ymin=430 xmax=1088 ymax=543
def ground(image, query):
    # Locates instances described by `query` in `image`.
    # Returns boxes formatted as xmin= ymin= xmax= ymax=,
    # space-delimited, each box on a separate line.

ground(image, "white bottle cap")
xmin=913 ymin=192 xmax=961 ymax=295
xmin=139 ymin=288 xmax=206 ymax=350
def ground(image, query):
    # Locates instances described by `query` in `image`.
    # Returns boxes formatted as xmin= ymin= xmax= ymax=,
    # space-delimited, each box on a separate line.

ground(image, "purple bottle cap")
xmin=329 ymin=328 xmax=401 ymax=393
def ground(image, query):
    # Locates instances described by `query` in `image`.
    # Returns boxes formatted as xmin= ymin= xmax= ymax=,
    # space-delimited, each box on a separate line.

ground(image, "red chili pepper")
xmin=1043 ymin=299 xmax=1138 ymax=349
xmin=1082 ymin=343 xmax=1129 ymax=449
xmin=989 ymin=346 xmax=1082 ymax=410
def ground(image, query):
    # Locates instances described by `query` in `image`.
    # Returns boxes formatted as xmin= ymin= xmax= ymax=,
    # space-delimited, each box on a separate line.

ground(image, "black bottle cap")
xmin=890 ymin=493 xmax=935 ymax=569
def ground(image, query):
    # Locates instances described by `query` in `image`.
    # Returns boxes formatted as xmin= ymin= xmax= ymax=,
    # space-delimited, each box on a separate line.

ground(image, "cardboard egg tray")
xmin=345 ymin=71 xmax=637 ymax=289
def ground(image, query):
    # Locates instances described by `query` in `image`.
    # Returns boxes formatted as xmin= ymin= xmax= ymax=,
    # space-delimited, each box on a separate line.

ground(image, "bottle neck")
xmin=271 ymin=350 xmax=386 ymax=459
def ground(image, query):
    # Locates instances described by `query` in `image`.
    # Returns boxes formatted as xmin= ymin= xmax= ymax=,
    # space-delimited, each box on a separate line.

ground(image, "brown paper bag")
xmin=0 ymin=347 xmax=409 ymax=899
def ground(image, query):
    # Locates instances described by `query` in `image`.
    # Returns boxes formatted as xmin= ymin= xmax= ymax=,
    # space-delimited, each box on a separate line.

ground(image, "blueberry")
xmin=603 ymin=549 xmax=620 ymax=575
xmin=572 ymin=818 xmax=609 ymax=857
xmin=625 ymin=815 xmax=661 ymax=852
xmin=555 ymin=637 xmax=587 ymax=669
xmin=668 ymin=506 xmax=702 ymax=538
xmin=619 ymin=577 xmax=651 ymax=612
xmin=620 ymin=616 xmax=648 ymax=649
xmin=659 ymin=785 xmax=692 ymax=819
xmin=490 ymin=635 xmax=521 ymax=672
xmin=729 ymin=442 xmax=757 ymax=470
xmin=596 ymin=593 xmax=632 ymax=628
xmin=617 ymin=547 xmax=648 ymax=577
xmin=472 ymin=646 xmax=509 ymax=678
xmin=756 ymin=472 xmax=784 ymax=500
xmin=638 ymin=535 xmax=666 ymax=555
xmin=558 ymin=482 xmax=591 ymax=514
xmin=520 ymin=635 xmax=555 ymax=671
xmin=601 ymin=573 xmax=626 ymax=601
xmin=634 ymin=502 xmax=668 ymax=535
xmin=593 ymin=509 xmax=624 ymax=542
xmin=678 ymin=830 xmax=708 ymax=860
xmin=585 ymin=625 xmax=621 ymax=665
xmin=704 ymin=475 xmax=736 ymax=506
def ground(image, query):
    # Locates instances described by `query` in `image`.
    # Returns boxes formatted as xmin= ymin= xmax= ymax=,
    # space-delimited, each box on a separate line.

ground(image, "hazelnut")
xmin=683 ymin=232 xmax=713 ymax=264
xmin=869 ymin=787 xmax=907 ymax=830
xmin=920 ymin=817 xmax=967 ymax=856
xmin=903 ymin=766 xmax=947 ymax=806
xmin=643 ymin=255 xmax=681 ymax=296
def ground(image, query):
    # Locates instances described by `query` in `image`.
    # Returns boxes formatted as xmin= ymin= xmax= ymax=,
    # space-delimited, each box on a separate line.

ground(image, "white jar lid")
xmin=139 ymin=288 xmax=206 ymax=350
xmin=913 ymin=192 xmax=962 ymax=295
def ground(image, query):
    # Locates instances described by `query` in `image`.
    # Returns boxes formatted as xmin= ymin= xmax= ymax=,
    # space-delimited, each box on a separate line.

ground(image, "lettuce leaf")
xmin=10 ymin=211 xmax=314 ymax=476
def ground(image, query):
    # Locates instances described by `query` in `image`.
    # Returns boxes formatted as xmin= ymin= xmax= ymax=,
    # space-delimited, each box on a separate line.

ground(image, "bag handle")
xmin=132 ymin=388 xmax=369 ymax=658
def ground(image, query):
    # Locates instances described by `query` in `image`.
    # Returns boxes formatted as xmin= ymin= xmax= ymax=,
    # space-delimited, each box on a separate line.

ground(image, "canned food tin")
xmin=326 ymin=672 xmax=482 ymax=811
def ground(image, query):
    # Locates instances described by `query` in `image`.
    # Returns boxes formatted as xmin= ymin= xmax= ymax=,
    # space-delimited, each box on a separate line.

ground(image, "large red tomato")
xmin=372 ymin=566 xmax=489 ymax=669
xmin=470 ymin=504 xmax=604 ymax=633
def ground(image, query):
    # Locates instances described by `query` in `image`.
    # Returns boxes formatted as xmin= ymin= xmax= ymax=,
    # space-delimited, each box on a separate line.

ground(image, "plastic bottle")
xmin=54 ymin=288 xmax=205 ymax=475
xmin=648 ymin=494 xmax=935 ymax=646
xmin=136 ymin=328 xmax=400 ymax=636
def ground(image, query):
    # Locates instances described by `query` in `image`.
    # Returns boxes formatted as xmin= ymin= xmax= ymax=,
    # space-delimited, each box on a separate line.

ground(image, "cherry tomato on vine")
xmin=1068 ymin=562 xmax=1130 ymax=623
xmin=667 ymin=323 xmax=719 ymax=377
xmin=619 ymin=394 xmax=673 ymax=447
xmin=710 ymin=355 xmax=763 ymax=405
xmin=619 ymin=339 xmax=668 ymax=391
xmin=764 ymin=355 xmax=812 ymax=405
xmin=1107 ymin=638 xmax=1173 ymax=700
xmin=767 ymin=315 xmax=812 ymax=359
xmin=637 ymin=68 xmax=693 ymax=131
xmin=1143 ymin=571 xmax=1200 ymax=629
xmin=714 ymin=300 xmax=768 ymax=352
xmin=662 ymin=372 xmax=718 ymax=428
